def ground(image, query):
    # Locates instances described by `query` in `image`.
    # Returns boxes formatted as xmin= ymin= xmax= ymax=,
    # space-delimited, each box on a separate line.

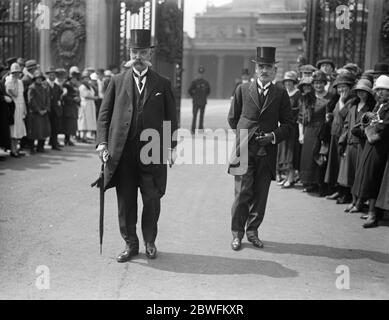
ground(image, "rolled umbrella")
xmin=91 ymin=150 xmax=109 ymax=254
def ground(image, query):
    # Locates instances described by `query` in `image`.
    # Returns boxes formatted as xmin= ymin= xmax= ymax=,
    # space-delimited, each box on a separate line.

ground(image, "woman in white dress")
xmin=5 ymin=63 xmax=27 ymax=157
xmin=78 ymin=71 xmax=97 ymax=142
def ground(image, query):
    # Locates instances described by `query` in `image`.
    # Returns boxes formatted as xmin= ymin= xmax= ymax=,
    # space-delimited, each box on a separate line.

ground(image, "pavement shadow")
xmin=262 ymin=241 xmax=389 ymax=264
xmin=132 ymin=251 xmax=298 ymax=278
xmin=0 ymin=144 xmax=96 ymax=172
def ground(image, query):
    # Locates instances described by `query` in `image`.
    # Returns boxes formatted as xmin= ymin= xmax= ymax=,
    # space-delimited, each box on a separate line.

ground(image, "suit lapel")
xmin=143 ymin=69 xmax=158 ymax=105
xmin=124 ymin=69 xmax=134 ymax=102
xmin=249 ymin=81 xmax=261 ymax=111
xmin=260 ymin=84 xmax=276 ymax=116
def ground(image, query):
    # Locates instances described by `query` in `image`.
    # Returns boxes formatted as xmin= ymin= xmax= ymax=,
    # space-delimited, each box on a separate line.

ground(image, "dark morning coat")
xmin=228 ymin=80 xmax=294 ymax=178
xmin=96 ymin=68 xmax=178 ymax=191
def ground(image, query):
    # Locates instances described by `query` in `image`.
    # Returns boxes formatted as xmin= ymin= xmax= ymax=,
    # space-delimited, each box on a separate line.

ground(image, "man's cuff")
xmin=96 ymin=143 xmax=107 ymax=151
xmin=271 ymin=132 xmax=276 ymax=144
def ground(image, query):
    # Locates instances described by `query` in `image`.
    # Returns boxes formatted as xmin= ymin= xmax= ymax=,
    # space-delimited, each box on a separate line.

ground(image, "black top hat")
xmin=252 ymin=47 xmax=278 ymax=65
xmin=129 ymin=29 xmax=155 ymax=49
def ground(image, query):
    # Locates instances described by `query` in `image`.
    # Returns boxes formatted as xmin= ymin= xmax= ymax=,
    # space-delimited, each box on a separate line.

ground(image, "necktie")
xmin=134 ymin=72 xmax=146 ymax=92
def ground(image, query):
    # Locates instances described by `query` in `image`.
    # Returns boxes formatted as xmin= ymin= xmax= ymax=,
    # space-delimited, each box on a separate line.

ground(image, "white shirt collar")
xmin=133 ymin=67 xmax=148 ymax=77
xmin=257 ymin=79 xmax=271 ymax=90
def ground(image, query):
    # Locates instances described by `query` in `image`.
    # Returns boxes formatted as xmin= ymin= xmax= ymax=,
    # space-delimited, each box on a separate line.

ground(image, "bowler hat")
xmin=371 ymin=62 xmax=389 ymax=75
xmin=333 ymin=74 xmax=356 ymax=88
xmin=128 ymin=29 xmax=155 ymax=49
xmin=252 ymin=47 xmax=278 ymax=65
xmin=374 ymin=75 xmax=389 ymax=90
xmin=25 ymin=59 xmax=38 ymax=70
xmin=352 ymin=79 xmax=373 ymax=96
xmin=316 ymin=58 xmax=335 ymax=70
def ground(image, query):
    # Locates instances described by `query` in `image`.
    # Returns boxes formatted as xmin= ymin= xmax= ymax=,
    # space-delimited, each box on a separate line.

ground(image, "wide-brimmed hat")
xmin=297 ymin=77 xmax=313 ymax=91
xmin=25 ymin=59 xmax=38 ymax=70
xmin=352 ymin=79 xmax=373 ymax=95
xmin=282 ymin=71 xmax=298 ymax=83
xmin=90 ymin=72 xmax=98 ymax=81
xmin=343 ymin=63 xmax=361 ymax=76
xmin=312 ymin=70 xmax=328 ymax=83
xmin=10 ymin=63 xmax=22 ymax=74
xmin=128 ymin=29 xmax=155 ymax=49
xmin=299 ymin=64 xmax=317 ymax=73
xmin=371 ymin=62 xmax=389 ymax=75
xmin=333 ymin=74 xmax=356 ymax=88
xmin=55 ymin=68 xmax=67 ymax=77
xmin=374 ymin=75 xmax=389 ymax=90
xmin=252 ymin=47 xmax=278 ymax=65
xmin=32 ymin=70 xmax=45 ymax=81
xmin=316 ymin=58 xmax=335 ymax=70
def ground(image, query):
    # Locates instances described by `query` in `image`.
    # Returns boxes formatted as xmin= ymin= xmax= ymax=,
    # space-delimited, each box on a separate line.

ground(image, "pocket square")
xmin=155 ymin=92 xmax=162 ymax=96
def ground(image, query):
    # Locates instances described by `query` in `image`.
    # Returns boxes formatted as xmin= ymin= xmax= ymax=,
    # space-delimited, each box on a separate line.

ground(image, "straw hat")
xmin=69 ymin=66 xmax=81 ymax=77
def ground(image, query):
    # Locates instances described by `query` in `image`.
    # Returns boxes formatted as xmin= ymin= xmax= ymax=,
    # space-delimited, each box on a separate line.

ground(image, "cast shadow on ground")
xmin=0 ymin=144 xmax=96 ymax=172
xmin=261 ymin=241 xmax=389 ymax=264
xmin=130 ymin=251 xmax=298 ymax=278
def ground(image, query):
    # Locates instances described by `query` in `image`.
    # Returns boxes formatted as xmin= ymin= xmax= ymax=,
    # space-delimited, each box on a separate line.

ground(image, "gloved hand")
xmin=256 ymin=133 xmax=274 ymax=146
xmin=96 ymin=143 xmax=110 ymax=163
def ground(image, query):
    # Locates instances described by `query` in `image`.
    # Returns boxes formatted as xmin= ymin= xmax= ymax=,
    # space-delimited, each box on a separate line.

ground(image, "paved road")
xmin=0 ymin=99 xmax=388 ymax=299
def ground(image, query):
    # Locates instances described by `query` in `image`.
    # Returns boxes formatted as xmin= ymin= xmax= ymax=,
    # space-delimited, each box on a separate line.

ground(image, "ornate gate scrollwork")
xmin=51 ymin=0 xmax=86 ymax=69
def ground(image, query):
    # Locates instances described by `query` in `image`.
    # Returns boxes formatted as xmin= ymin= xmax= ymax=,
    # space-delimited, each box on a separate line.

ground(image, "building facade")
xmin=182 ymin=0 xmax=307 ymax=99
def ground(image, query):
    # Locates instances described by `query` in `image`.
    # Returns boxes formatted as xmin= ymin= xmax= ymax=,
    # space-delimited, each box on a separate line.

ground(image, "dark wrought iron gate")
xmin=0 ymin=0 xmax=41 ymax=63
xmin=306 ymin=0 xmax=368 ymax=68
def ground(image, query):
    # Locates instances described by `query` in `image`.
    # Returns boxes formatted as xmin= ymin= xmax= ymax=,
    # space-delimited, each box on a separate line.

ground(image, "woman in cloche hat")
xmin=298 ymin=70 xmax=332 ymax=195
xmin=4 ymin=63 xmax=27 ymax=157
xmin=277 ymin=71 xmax=301 ymax=188
xmin=27 ymin=70 xmax=51 ymax=153
xmin=352 ymin=75 xmax=389 ymax=228
xmin=339 ymin=79 xmax=376 ymax=214
xmin=324 ymin=73 xmax=356 ymax=202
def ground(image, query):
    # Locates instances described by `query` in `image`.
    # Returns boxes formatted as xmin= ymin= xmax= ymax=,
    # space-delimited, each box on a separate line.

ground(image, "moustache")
xmin=124 ymin=59 xmax=152 ymax=68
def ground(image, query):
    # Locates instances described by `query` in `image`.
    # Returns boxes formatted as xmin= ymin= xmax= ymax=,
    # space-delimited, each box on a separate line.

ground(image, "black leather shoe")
xmin=231 ymin=237 xmax=241 ymax=251
xmin=145 ymin=242 xmax=157 ymax=259
xmin=248 ymin=236 xmax=264 ymax=248
xmin=116 ymin=247 xmax=139 ymax=263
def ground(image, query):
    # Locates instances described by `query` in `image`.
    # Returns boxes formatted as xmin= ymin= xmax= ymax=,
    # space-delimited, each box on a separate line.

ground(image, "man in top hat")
xmin=227 ymin=47 xmax=293 ymax=250
xmin=188 ymin=65 xmax=211 ymax=134
xmin=45 ymin=67 xmax=64 ymax=150
xmin=96 ymin=29 xmax=178 ymax=262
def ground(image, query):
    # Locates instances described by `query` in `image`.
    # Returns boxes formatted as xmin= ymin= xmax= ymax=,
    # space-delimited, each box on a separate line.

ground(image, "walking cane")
xmin=91 ymin=149 xmax=109 ymax=254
